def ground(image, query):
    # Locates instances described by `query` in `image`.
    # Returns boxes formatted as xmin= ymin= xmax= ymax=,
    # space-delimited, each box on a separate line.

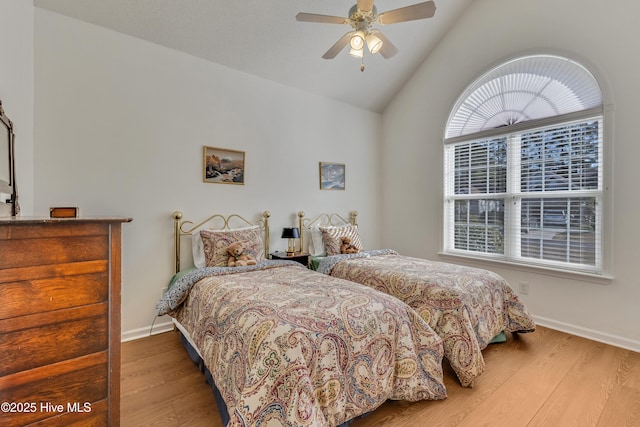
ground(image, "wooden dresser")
xmin=0 ymin=217 xmax=131 ymax=426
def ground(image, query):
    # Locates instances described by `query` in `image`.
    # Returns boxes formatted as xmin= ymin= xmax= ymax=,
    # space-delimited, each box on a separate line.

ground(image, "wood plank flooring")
xmin=121 ymin=326 xmax=640 ymax=426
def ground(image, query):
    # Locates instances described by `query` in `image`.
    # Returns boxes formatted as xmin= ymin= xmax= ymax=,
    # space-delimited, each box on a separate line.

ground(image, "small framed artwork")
xmin=203 ymin=146 xmax=245 ymax=185
xmin=319 ymin=162 xmax=345 ymax=190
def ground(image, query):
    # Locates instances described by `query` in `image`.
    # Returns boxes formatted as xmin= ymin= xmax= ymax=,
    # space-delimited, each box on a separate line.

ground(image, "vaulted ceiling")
xmin=34 ymin=0 xmax=472 ymax=112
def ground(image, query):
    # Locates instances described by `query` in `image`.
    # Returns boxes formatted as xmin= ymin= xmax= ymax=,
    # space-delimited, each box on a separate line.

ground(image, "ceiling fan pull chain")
xmin=360 ymin=57 xmax=365 ymax=72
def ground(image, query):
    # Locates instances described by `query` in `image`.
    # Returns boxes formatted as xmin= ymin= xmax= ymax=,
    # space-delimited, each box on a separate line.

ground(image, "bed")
xmin=298 ymin=210 xmax=536 ymax=388
xmin=156 ymin=210 xmax=447 ymax=427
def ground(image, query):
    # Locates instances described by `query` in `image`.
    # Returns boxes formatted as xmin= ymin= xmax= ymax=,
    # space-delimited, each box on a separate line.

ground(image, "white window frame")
xmin=443 ymin=108 xmax=604 ymax=275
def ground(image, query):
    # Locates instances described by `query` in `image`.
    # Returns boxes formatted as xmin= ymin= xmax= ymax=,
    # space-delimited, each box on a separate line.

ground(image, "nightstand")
xmin=271 ymin=251 xmax=310 ymax=267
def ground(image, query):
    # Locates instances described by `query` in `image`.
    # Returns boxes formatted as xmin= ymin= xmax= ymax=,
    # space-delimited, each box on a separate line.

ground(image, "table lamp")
xmin=281 ymin=227 xmax=300 ymax=256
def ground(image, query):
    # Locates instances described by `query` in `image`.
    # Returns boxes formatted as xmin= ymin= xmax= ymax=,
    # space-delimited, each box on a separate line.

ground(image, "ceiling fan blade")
xmin=296 ymin=12 xmax=349 ymax=24
xmin=377 ymin=1 xmax=436 ymax=25
xmin=322 ymin=32 xmax=354 ymax=59
xmin=357 ymin=0 xmax=375 ymax=13
xmin=372 ymin=31 xmax=398 ymax=59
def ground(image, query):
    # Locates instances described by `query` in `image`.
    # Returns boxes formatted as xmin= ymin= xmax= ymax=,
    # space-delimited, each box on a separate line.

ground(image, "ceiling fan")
xmin=296 ymin=0 xmax=436 ymax=71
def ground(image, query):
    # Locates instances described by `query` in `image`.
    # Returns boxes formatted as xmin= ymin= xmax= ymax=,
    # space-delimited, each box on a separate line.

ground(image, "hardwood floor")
xmin=121 ymin=326 xmax=640 ymax=426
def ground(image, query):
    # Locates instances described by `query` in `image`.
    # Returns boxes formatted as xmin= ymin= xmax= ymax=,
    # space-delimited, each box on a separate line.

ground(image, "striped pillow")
xmin=319 ymin=225 xmax=363 ymax=256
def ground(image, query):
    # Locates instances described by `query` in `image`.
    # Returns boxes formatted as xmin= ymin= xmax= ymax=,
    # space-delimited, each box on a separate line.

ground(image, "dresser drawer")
xmin=0 ymin=235 xmax=108 ymax=270
xmin=0 ymin=304 xmax=108 ymax=377
xmin=0 ymin=271 xmax=109 ymax=319
xmin=0 ymin=352 xmax=108 ymax=427
xmin=0 ymin=222 xmax=108 ymax=240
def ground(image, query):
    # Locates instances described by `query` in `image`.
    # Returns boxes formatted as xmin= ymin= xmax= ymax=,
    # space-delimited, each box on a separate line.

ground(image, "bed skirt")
xmin=178 ymin=332 xmax=231 ymax=426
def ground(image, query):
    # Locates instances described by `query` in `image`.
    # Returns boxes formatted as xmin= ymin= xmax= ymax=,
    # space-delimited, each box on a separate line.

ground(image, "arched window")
xmin=443 ymin=54 xmax=604 ymax=273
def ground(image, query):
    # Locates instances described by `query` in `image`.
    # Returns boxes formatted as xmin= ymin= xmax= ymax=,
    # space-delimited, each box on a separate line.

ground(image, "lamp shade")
xmin=365 ymin=33 xmax=383 ymax=54
xmin=281 ymin=227 xmax=300 ymax=239
xmin=349 ymin=31 xmax=365 ymax=50
xmin=349 ymin=47 xmax=364 ymax=59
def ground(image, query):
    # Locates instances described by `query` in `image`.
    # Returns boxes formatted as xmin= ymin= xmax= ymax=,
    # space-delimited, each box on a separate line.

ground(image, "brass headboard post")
xmin=263 ymin=210 xmax=270 ymax=258
xmin=172 ymin=211 xmax=183 ymax=274
xmin=297 ymin=211 xmax=305 ymax=253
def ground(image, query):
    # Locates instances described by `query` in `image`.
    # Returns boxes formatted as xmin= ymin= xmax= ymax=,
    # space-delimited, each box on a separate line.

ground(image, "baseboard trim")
xmin=121 ymin=319 xmax=174 ymax=342
xmin=534 ymin=315 xmax=640 ymax=353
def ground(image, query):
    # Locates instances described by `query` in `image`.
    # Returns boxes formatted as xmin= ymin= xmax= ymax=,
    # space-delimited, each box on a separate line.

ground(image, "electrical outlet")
xmin=160 ymin=287 xmax=168 ymax=299
xmin=518 ymin=281 xmax=529 ymax=295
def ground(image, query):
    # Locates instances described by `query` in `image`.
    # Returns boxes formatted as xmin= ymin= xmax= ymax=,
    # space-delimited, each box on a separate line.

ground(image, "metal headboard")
xmin=297 ymin=210 xmax=358 ymax=253
xmin=171 ymin=210 xmax=271 ymax=274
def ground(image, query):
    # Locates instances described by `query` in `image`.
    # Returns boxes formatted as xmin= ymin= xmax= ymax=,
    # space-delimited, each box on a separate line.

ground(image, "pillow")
xmin=194 ymin=225 xmax=265 ymax=268
xmin=192 ymin=231 xmax=207 ymax=268
xmin=308 ymin=225 xmax=326 ymax=257
xmin=320 ymin=224 xmax=363 ymax=256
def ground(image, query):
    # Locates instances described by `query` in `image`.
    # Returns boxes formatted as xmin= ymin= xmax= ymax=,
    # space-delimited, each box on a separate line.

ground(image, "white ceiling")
xmin=33 ymin=0 xmax=472 ymax=112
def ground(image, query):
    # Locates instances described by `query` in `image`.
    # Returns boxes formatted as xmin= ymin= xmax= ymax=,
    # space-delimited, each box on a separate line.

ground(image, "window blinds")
xmin=446 ymin=55 xmax=602 ymax=139
xmin=443 ymin=54 xmax=604 ymax=273
xmin=444 ymin=116 xmax=603 ymax=272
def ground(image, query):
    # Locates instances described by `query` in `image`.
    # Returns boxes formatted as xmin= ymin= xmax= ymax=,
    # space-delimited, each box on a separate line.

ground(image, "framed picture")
xmin=203 ymin=146 xmax=245 ymax=185
xmin=319 ymin=162 xmax=345 ymax=190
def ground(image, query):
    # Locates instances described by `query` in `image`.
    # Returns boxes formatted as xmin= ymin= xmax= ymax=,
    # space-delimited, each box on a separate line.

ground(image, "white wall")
xmin=34 ymin=10 xmax=382 ymax=340
xmin=382 ymin=0 xmax=640 ymax=350
xmin=0 ymin=0 xmax=34 ymax=215
xmin=28 ymin=1 xmax=640 ymax=350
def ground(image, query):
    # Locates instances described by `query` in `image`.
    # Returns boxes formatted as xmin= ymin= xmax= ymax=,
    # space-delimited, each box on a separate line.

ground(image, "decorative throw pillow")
xmin=308 ymin=225 xmax=326 ymax=257
xmin=319 ymin=224 xmax=363 ymax=256
xmin=192 ymin=231 xmax=207 ymax=268
xmin=196 ymin=226 xmax=265 ymax=267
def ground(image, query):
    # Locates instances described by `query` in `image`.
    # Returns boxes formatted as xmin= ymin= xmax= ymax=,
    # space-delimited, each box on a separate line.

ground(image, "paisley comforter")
xmin=157 ymin=261 xmax=446 ymax=426
xmin=317 ymin=251 xmax=536 ymax=387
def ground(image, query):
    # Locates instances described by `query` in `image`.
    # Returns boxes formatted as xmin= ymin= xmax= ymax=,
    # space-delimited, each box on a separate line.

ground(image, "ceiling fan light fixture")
xmin=365 ymin=33 xmax=383 ymax=54
xmin=349 ymin=31 xmax=365 ymax=50
xmin=349 ymin=47 xmax=364 ymax=58
xmin=297 ymin=1 xmax=437 ymax=64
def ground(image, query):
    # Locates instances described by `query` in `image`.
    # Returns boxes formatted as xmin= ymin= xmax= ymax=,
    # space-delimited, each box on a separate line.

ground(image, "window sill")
xmin=437 ymin=251 xmax=614 ymax=285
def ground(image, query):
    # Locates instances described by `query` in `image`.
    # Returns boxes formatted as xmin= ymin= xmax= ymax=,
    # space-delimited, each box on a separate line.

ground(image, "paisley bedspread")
xmin=156 ymin=261 xmax=446 ymax=426
xmin=317 ymin=252 xmax=536 ymax=387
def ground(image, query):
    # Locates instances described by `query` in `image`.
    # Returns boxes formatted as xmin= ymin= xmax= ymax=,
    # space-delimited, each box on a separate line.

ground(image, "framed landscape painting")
xmin=203 ymin=146 xmax=245 ymax=185
xmin=319 ymin=162 xmax=345 ymax=190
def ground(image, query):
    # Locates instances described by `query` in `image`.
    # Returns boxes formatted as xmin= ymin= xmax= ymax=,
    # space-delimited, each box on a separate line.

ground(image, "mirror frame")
xmin=0 ymin=99 xmax=18 ymax=216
